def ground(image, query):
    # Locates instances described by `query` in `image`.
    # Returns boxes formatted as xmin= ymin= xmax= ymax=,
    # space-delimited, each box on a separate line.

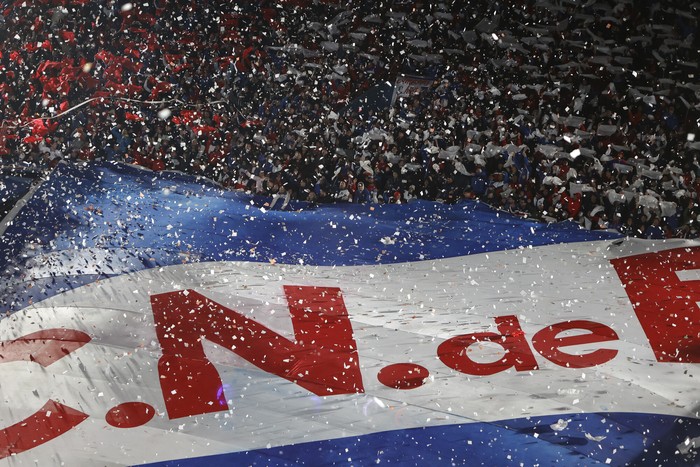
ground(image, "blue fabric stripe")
xmin=138 ymin=412 xmax=700 ymax=466
xmin=0 ymin=162 xmax=619 ymax=314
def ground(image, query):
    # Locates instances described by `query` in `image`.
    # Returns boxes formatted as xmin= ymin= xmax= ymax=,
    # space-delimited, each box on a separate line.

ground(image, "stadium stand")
xmin=0 ymin=0 xmax=698 ymax=237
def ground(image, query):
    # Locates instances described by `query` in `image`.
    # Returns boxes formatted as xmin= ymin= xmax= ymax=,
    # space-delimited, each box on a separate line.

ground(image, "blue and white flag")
xmin=0 ymin=162 xmax=698 ymax=466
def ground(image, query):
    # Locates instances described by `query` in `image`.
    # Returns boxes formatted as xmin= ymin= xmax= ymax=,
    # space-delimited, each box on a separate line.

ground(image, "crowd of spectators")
xmin=0 ymin=0 xmax=699 ymax=238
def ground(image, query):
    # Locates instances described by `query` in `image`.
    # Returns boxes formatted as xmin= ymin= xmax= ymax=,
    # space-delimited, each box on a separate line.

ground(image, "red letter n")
xmin=151 ymin=286 xmax=364 ymax=419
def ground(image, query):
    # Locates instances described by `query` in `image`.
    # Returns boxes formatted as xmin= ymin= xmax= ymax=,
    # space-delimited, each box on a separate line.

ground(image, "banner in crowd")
xmin=390 ymin=75 xmax=434 ymax=105
xmin=0 ymin=162 xmax=698 ymax=466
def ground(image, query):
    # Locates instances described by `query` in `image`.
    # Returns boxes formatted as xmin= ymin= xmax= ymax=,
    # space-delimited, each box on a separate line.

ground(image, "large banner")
xmin=0 ymin=162 xmax=698 ymax=466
